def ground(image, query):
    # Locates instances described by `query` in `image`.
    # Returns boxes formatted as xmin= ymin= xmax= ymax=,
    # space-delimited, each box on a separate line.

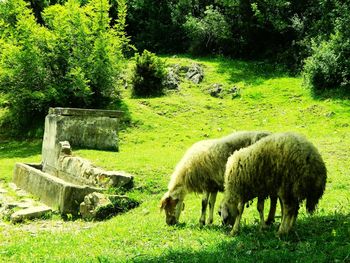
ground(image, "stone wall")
xmin=42 ymin=107 xmax=123 ymax=175
xmin=12 ymin=107 xmax=136 ymax=216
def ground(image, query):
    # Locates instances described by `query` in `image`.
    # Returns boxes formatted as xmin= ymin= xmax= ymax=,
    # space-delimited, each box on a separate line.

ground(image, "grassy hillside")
xmin=0 ymin=56 xmax=350 ymax=262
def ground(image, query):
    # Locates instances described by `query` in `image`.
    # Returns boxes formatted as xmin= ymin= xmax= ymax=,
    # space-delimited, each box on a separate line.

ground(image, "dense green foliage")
xmin=124 ymin=0 xmax=350 ymax=92
xmin=1 ymin=57 xmax=350 ymax=262
xmin=303 ymin=2 xmax=350 ymax=92
xmin=0 ymin=0 xmax=127 ymax=135
xmin=0 ymin=0 xmax=349 ymax=119
xmin=183 ymin=5 xmax=232 ymax=55
xmin=131 ymin=50 xmax=167 ymax=97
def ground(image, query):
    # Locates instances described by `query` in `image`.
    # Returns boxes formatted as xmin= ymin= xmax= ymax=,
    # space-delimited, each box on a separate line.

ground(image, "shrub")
xmin=303 ymin=4 xmax=350 ymax=93
xmin=303 ymin=38 xmax=340 ymax=91
xmin=0 ymin=0 xmax=128 ymax=136
xmin=131 ymin=50 xmax=167 ymax=97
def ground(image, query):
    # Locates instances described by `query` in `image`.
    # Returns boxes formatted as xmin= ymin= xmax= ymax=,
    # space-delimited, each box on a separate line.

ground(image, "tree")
xmin=0 ymin=0 xmax=128 ymax=135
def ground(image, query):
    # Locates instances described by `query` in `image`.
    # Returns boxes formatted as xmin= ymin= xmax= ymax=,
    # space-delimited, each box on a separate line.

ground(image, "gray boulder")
xmin=164 ymin=65 xmax=181 ymax=90
xmin=210 ymin=84 xmax=223 ymax=98
xmin=186 ymin=63 xmax=204 ymax=84
xmin=229 ymin=86 xmax=241 ymax=98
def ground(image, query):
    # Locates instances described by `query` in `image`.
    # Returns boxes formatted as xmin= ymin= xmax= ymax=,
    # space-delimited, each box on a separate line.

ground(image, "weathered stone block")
xmin=10 ymin=206 xmax=52 ymax=223
xmin=80 ymin=192 xmax=112 ymax=220
xmin=13 ymin=163 xmax=101 ymax=215
xmin=55 ymin=141 xmax=134 ymax=188
xmin=42 ymin=107 xmax=123 ymax=175
xmin=80 ymin=192 xmax=139 ymax=220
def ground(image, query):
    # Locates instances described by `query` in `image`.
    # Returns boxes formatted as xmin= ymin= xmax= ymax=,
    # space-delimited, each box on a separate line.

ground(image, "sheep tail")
xmin=306 ymin=195 xmax=319 ymax=214
xmin=305 ymin=173 xmax=326 ymax=214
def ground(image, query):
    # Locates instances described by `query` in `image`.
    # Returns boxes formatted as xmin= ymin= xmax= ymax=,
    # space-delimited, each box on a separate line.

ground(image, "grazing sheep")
xmin=220 ymin=132 xmax=327 ymax=236
xmin=160 ymin=131 xmax=272 ymax=226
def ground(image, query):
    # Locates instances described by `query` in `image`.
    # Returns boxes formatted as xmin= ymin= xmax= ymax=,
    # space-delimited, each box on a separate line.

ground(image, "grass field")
xmin=0 ymin=56 xmax=350 ymax=262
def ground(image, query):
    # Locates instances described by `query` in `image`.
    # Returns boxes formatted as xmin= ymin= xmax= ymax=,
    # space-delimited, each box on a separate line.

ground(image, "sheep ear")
xmin=160 ymin=194 xmax=179 ymax=211
xmin=160 ymin=194 xmax=170 ymax=211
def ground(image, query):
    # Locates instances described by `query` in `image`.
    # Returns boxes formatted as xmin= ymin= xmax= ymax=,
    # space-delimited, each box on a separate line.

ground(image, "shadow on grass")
xmin=134 ymin=213 xmax=350 ymax=263
xmin=216 ymin=60 xmax=288 ymax=86
xmin=310 ymin=87 xmax=350 ymax=102
xmin=188 ymin=56 xmax=288 ymax=86
xmin=0 ymin=140 xmax=42 ymax=159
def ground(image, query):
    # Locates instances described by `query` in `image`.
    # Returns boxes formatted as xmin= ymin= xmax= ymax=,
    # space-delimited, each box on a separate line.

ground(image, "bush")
xmin=0 ymin=0 xmax=128 ymax=136
xmin=303 ymin=38 xmax=340 ymax=91
xmin=131 ymin=50 xmax=167 ymax=97
xmin=303 ymin=3 xmax=350 ymax=93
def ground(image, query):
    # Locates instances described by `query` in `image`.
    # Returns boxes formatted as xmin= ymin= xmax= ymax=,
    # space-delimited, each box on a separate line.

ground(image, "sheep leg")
xmin=257 ymin=197 xmax=267 ymax=230
xmin=207 ymin=191 xmax=217 ymax=225
xmin=279 ymin=197 xmax=284 ymax=219
xmin=265 ymin=195 xmax=278 ymax=225
xmin=277 ymin=198 xmax=287 ymax=236
xmin=287 ymin=203 xmax=299 ymax=231
xmin=278 ymin=201 xmax=295 ymax=236
xmin=230 ymin=202 xmax=244 ymax=236
xmin=199 ymin=192 xmax=209 ymax=227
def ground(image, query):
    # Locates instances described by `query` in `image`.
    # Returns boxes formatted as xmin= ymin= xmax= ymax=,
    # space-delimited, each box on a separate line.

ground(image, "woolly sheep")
xmin=160 ymin=131 xmax=272 ymax=226
xmin=220 ymin=132 xmax=327 ymax=236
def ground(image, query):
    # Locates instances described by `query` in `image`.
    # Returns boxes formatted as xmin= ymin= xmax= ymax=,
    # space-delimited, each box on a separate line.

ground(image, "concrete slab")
xmin=11 ymin=206 xmax=52 ymax=223
xmin=13 ymin=163 xmax=102 ymax=215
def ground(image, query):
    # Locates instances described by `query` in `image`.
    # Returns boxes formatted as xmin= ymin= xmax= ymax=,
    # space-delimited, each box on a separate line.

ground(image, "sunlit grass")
xmin=0 ymin=56 xmax=350 ymax=262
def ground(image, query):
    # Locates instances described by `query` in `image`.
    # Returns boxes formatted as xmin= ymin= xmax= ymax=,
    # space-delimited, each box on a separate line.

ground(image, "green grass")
xmin=1 ymin=56 xmax=350 ymax=262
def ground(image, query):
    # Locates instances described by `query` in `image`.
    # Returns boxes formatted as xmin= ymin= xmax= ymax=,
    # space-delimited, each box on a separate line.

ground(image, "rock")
xmin=57 ymin=152 xmax=134 ymax=188
xmin=10 ymin=206 xmax=52 ymax=223
xmin=210 ymin=84 xmax=223 ymax=98
xmin=80 ymin=192 xmax=113 ymax=220
xmin=80 ymin=192 xmax=139 ymax=221
xmin=164 ymin=65 xmax=181 ymax=90
xmin=186 ymin=63 xmax=204 ymax=84
xmin=98 ymin=171 xmax=134 ymax=189
xmin=59 ymin=141 xmax=72 ymax=156
xmin=229 ymin=86 xmax=241 ymax=98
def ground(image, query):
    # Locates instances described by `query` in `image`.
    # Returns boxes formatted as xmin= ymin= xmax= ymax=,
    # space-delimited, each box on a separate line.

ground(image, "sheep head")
xmin=160 ymin=192 xmax=184 ymax=225
xmin=219 ymin=200 xmax=237 ymax=226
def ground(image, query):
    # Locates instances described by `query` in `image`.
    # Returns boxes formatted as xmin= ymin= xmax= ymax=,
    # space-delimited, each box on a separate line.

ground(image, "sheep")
xmin=219 ymin=132 xmax=327 ymax=236
xmin=160 ymin=131 xmax=272 ymax=227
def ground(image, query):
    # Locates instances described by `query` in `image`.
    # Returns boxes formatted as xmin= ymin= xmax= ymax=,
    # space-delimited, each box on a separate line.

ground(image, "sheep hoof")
xmin=199 ymin=220 xmax=205 ymax=228
xmin=229 ymin=229 xmax=239 ymax=237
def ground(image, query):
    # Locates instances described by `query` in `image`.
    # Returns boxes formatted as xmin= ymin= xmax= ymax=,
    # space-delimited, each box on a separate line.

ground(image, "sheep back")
xmin=224 ymin=132 xmax=327 ymax=211
xmin=169 ymin=131 xmax=271 ymax=195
